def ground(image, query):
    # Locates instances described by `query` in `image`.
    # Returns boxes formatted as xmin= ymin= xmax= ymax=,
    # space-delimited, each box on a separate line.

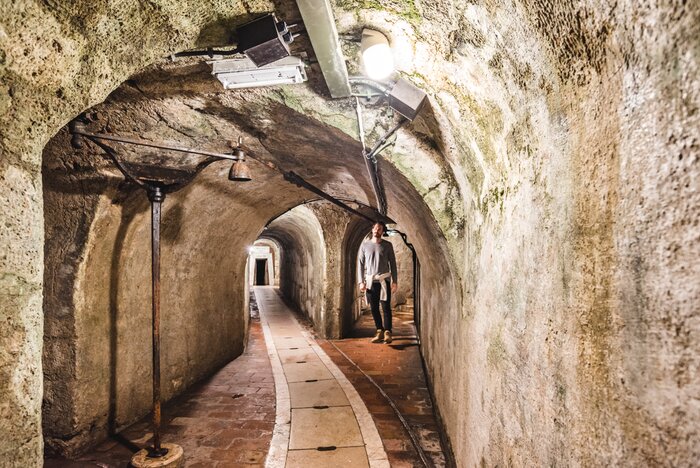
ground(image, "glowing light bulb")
xmin=361 ymin=29 xmax=394 ymax=81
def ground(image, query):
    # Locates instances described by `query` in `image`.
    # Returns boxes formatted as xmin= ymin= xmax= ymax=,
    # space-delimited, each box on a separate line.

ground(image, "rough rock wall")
xmin=309 ymin=203 xmax=353 ymax=338
xmin=386 ymin=234 xmax=413 ymax=307
xmin=269 ymin=205 xmax=327 ymax=330
xmin=0 ymin=1 xmax=273 ymax=464
xmin=330 ymin=0 xmax=700 ymax=465
xmin=341 ymin=217 xmax=374 ymax=328
xmin=0 ymin=0 xmax=696 ymax=466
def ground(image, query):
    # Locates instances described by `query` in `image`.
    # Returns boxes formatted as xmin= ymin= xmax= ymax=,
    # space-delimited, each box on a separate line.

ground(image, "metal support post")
xmin=147 ymin=186 xmax=168 ymax=458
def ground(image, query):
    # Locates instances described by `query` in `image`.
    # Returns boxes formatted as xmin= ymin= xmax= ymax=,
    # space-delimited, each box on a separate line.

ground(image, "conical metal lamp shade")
xmin=229 ymin=160 xmax=252 ymax=181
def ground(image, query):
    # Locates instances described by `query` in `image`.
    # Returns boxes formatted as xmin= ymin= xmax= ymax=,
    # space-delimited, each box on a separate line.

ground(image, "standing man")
xmin=358 ymin=222 xmax=398 ymax=343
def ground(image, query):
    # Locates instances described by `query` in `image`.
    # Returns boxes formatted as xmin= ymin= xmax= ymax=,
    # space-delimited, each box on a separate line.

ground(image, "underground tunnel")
xmin=1 ymin=0 xmax=698 ymax=467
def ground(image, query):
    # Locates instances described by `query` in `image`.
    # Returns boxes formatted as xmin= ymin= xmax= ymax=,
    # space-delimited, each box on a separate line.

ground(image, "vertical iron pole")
xmin=148 ymin=186 xmax=168 ymax=458
xmin=414 ymin=256 xmax=421 ymax=344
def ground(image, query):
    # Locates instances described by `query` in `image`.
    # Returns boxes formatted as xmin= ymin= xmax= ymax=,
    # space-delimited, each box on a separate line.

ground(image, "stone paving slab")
xmin=273 ymin=337 xmax=312 ymax=349
xmin=277 ymin=348 xmax=319 ymax=364
xmin=286 ymin=447 xmax=369 ymax=467
xmin=288 ymin=407 xmax=363 ymax=449
xmin=255 ymin=286 xmax=389 ymax=467
xmin=289 ymin=380 xmax=349 ymax=408
xmin=282 ymin=360 xmax=334 ymax=382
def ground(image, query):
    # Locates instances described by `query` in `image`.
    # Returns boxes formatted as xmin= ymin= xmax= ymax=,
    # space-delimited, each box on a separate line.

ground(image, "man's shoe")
xmin=371 ymin=329 xmax=383 ymax=343
xmin=384 ymin=330 xmax=393 ymax=344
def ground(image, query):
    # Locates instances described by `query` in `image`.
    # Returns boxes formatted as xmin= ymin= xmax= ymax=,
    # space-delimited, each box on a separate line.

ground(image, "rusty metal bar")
xmin=148 ymin=186 xmax=168 ymax=458
xmin=355 ymin=97 xmax=367 ymax=152
xmin=70 ymin=123 xmax=243 ymax=161
xmin=282 ymin=171 xmax=379 ymax=223
xmin=362 ymin=151 xmax=384 ymax=214
xmin=366 ymin=117 xmax=407 ymax=159
xmin=358 ymin=113 xmax=408 ymax=216
xmin=71 ymin=120 xmax=388 ymax=224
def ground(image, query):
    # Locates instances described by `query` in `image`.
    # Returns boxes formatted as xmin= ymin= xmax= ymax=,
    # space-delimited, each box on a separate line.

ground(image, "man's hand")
xmin=391 ymin=282 xmax=398 ymax=293
xmin=359 ymin=282 xmax=367 ymax=292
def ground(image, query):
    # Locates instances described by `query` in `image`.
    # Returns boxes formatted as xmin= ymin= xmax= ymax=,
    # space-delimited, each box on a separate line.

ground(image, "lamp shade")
xmin=229 ymin=160 xmax=252 ymax=181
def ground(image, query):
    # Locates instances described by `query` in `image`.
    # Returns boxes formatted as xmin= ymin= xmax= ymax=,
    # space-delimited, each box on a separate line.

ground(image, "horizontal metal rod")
xmin=173 ymin=47 xmax=241 ymax=58
xmin=71 ymin=122 xmax=385 ymax=224
xmin=71 ymin=125 xmax=242 ymax=161
xmin=283 ymin=171 xmax=378 ymax=223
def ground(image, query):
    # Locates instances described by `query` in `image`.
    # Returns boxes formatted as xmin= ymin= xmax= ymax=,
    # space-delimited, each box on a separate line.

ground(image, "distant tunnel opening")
xmin=255 ymin=259 xmax=267 ymax=285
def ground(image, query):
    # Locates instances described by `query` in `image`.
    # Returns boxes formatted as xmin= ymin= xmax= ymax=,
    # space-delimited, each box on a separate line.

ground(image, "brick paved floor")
xmin=319 ymin=305 xmax=448 ymax=468
xmin=45 ymin=309 xmax=275 ymax=468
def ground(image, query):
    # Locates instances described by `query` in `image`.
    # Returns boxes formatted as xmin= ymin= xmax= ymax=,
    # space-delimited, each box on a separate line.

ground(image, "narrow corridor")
xmin=46 ymin=287 xmax=447 ymax=467
xmin=3 ymin=1 xmax=698 ymax=466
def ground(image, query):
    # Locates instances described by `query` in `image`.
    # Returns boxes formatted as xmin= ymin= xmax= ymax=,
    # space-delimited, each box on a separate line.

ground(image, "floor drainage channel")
xmin=316 ymin=446 xmax=337 ymax=451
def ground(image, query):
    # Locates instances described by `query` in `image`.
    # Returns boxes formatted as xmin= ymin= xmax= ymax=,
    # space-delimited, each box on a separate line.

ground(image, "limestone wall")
xmin=386 ymin=234 xmax=413 ymax=308
xmin=308 ymin=202 xmax=353 ymax=338
xmin=330 ymin=1 xmax=700 ymax=465
xmin=269 ymin=205 xmax=327 ymax=331
xmin=41 ymin=132 xmax=260 ymax=454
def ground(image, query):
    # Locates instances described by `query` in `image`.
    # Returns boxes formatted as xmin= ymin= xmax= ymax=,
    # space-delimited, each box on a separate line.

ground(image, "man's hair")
xmin=373 ymin=222 xmax=386 ymax=231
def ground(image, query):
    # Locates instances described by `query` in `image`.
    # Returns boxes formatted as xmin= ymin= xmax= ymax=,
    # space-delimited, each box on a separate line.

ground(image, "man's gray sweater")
xmin=358 ymin=239 xmax=397 ymax=283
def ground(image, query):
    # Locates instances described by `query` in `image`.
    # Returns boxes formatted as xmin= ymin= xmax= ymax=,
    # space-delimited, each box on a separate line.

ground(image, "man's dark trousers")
xmin=366 ymin=279 xmax=392 ymax=332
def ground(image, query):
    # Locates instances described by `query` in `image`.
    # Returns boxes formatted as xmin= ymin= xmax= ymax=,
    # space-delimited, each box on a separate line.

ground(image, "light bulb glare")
xmin=362 ymin=44 xmax=394 ymax=80
xmin=360 ymin=29 xmax=394 ymax=81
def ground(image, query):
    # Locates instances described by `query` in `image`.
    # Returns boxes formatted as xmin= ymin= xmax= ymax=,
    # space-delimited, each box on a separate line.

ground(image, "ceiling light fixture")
xmin=173 ymin=13 xmax=295 ymax=66
xmin=228 ymin=138 xmax=252 ymax=181
xmin=387 ymin=78 xmax=427 ymax=121
xmin=360 ymin=29 xmax=394 ymax=81
xmin=211 ymin=56 xmax=307 ymax=89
